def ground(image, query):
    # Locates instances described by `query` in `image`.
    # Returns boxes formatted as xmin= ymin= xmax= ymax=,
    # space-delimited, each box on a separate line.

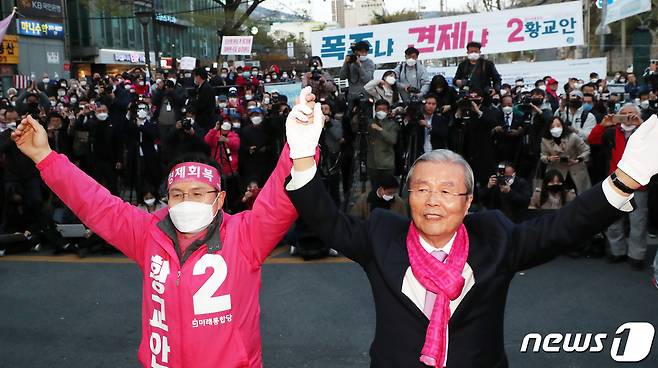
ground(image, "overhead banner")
xmin=374 ymin=57 xmax=607 ymax=90
xmin=312 ymin=1 xmax=584 ymax=68
xmin=603 ymin=0 xmax=652 ymax=25
xmin=221 ymin=36 xmax=253 ymax=56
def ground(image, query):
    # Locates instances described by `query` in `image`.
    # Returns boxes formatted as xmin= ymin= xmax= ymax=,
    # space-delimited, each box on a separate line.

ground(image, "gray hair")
xmin=620 ymin=103 xmax=641 ymax=116
xmin=405 ymin=149 xmax=475 ymax=194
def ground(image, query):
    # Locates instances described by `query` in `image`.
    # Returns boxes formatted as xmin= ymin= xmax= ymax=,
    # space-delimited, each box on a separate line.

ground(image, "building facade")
xmin=66 ymin=0 xmax=221 ymax=78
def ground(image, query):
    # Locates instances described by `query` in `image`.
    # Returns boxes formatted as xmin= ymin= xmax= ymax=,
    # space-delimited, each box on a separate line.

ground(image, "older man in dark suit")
xmin=283 ymin=86 xmax=658 ymax=367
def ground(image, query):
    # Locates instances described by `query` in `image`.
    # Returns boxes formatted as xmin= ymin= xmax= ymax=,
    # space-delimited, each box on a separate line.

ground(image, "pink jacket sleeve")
xmin=204 ymin=129 xmax=220 ymax=149
xmin=237 ymin=144 xmax=318 ymax=265
xmin=37 ymin=152 xmax=154 ymax=267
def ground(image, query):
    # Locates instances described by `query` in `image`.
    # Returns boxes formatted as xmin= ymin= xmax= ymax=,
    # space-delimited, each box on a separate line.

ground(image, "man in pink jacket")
xmin=11 ymin=87 xmax=323 ymax=368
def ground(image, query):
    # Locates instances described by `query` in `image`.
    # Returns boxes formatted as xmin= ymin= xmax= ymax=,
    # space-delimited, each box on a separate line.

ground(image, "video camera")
xmin=310 ymin=60 xmax=323 ymax=82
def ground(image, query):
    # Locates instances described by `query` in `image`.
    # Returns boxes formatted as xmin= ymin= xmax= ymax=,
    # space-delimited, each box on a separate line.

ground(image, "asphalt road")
xmin=1 ymin=245 xmax=657 ymax=368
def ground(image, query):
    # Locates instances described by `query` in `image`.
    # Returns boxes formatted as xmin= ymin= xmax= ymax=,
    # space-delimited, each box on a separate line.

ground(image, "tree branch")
xmin=235 ymin=0 xmax=263 ymax=29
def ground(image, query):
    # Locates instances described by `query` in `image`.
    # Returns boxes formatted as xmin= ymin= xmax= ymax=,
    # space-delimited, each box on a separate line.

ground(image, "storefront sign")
xmin=155 ymin=14 xmax=177 ymax=24
xmin=17 ymin=0 xmax=64 ymax=19
xmin=0 ymin=35 xmax=19 ymax=64
xmin=97 ymin=49 xmax=156 ymax=65
xmin=17 ymin=19 xmax=64 ymax=39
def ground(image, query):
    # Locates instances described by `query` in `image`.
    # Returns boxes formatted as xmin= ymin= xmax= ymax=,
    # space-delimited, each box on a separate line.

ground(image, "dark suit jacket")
xmin=453 ymin=58 xmax=502 ymax=93
xmin=193 ymin=81 xmax=216 ymax=130
xmin=287 ymin=173 xmax=624 ymax=368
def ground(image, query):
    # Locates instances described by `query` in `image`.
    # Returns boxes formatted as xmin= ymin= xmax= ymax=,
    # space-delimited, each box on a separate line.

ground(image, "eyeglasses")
xmin=167 ymin=190 xmax=218 ymax=203
xmin=408 ymin=188 xmax=469 ymax=202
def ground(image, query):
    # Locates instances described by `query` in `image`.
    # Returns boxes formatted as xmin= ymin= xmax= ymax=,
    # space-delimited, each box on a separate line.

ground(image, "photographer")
xmin=427 ymin=75 xmax=457 ymax=115
xmin=205 ymin=121 xmax=240 ymax=213
xmin=479 ymin=162 xmax=531 ymax=222
xmin=394 ymin=47 xmax=430 ymax=103
xmin=588 ymin=105 xmax=649 ymax=269
xmin=453 ymin=41 xmax=501 ymax=95
xmin=555 ymin=90 xmax=597 ymax=142
xmin=340 ymin=41 xmax=375 ymax=103
xmin=367 ymin=99 xmax=399 ymax=189
xmin=302 ymin=56 xmax=337 ymax=101
xmin=516 ymin=88 xmax=553 ymax=180
xmin=350 ymin=175 xmax=406 ymax=220
xmin=540 ymin=116 xmax=591 ymax=195
xmin=87 ymin=104 xmax=123 ymax=195
xmin=123 ymin=102 xmax=161 ymax=196
xmin=454 ymin=87 xmax=498 ymax=187
xmin=239 ymin=108 xmax=274 ymax=186
xmin=364 ymin=70 xmax=400 ymax=105
xmin=319 ymin=100 xmax=343 ymax=207
xmin=637 ymin=90 xmax=658 ymax=120
xmin=161 ymin=105 xmax=210 ymax=167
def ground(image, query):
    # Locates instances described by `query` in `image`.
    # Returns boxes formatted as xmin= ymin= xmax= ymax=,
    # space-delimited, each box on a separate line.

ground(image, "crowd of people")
xmin=1 ymin=40 xmax=658 ymax=284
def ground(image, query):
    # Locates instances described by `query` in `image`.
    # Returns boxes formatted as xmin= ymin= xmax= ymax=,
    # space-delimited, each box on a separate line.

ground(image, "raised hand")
xmin=11 ymin=115 xmax=52 ymax=164
xmin=286 ymin=86 xmax=324 ymax=159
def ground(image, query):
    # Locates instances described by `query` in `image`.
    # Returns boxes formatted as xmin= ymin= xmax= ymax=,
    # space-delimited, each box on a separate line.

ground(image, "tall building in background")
xmin=331 ymin=0 xmax=346 ymax=27
xmin=343 ymin=0 xmax=385 ymax=28
xmin=66 ymin=0 xmax=221 ymax=78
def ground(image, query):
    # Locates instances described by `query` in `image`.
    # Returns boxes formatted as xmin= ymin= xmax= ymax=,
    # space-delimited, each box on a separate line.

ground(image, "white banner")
xmin=221 ymin=36 xmax=253 ymax=56
xmin=603 ymin=0 xmax=652 ymax=25
xmin=180 ymin=56 xmax=197 ymax=70
xmin=374 ymin=57 xmax=607 ymax=90
xmin=312 ymin=2 xmax=584 ymax=68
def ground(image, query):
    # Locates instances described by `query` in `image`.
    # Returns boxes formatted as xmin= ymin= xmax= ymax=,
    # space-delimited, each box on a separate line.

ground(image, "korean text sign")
xmin=311 ymin=1 xmax=584 ymax=68
xmin=17 ymin=19 xmax=64 ymax=39
xmin=221 ymin=36 xmax=254 ymax=56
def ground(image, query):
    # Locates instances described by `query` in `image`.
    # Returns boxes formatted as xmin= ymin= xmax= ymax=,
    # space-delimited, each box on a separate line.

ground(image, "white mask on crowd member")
xmin=221 ymin=122 xmax=232 ymax=131
xmin=467 ymin=52 xmax=480 ymax=61
xmin=43 ymin=78 xmax=50 ymax=84
xmin=382 ymin=194 xmax=394 ymax=201
xmin=384 ymin=76 xmax=396 ymax=85
xmin=96 ymin=112 xmax=109 ymax=121
xmin=538 ymin=85 xmax=546 ymax=91
xmin=137 ymin=110 xmax=149 ymax=119
xmin=144 ymin=198 xmax=156 ymax=206
xmin=621 ymin=123 xmax=636 ymax=132
xmin=250 ymin=116 xmax=263 ymax=125
xmin=138 ymin=81 xmax=145 ymax=86
xmin=550 ymin=127 xmax=563 ymax=138
xmin=263 ymin=97 xmax=270 ymax=104
xmin=232 ymin=122 xmax=241 ymax=129
xmin=184 ymin=73 xmax=192 ymax=78
xmin=80 ymin=80 xmax=87 ymax=86
xmin=125 ymin=84 xmax=131 ymax=90
xmin=70 ymin=97 xmax=77 ymax=104
xmin=169 ymin=196 xmax=219 ymax=233
xmin=375 ymin=111 xmax=388 ymax=120
xmin=359 ymin=55 xmax=368 ymax=62
xmin=405 ymin=58 xmax=417 ymax=67
xmin=218 ymin=102 xmax=227 ymax=108
xmin=245 ymin=94 xmax=253 ymax=100
xmin=502 ymin=106 xmax=513 ymax=115
xmin=639 ymin=100 xmax=650 ymax=109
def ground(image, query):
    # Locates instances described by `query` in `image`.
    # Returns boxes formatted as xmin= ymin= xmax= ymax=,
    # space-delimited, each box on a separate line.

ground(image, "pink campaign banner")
xmin=311 ymin=1 xmax=584 ymax=68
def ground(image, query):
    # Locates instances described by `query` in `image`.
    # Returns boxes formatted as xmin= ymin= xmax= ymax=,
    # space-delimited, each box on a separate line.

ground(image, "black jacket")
xmin=478 ymin=176 xmax=532 ymax=223
xmin=192 ymin=81 xmax=216 ymax=131
xmin=453 ymin=58 xmax=501 ymax=93
xmin=0 ymin=129 xmax=39 ymax=181
xmin=287 ymin=173 xmax=623 ymax=368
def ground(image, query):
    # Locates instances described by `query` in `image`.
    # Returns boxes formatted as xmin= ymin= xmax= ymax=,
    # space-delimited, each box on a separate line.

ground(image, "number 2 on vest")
xmin=192 ymin=254 xmax=232 ymax=315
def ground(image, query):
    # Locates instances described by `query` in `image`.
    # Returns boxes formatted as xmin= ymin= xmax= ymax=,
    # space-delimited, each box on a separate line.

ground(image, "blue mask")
xmin=581 ymin=103 xmax=593 ymax=112
xmin=242 ymin=72 xmax=251 ymax=78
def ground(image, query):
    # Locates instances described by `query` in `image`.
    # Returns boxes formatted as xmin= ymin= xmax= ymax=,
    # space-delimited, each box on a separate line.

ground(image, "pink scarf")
xmin=406 ymin=223 xmax=469 ymax=367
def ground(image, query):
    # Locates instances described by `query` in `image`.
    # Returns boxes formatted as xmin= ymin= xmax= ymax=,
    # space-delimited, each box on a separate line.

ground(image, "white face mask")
xmin=232 ymin=122 xmax=241 ymax=129
xmin=382 ymin=194 xmax=394 ymax=202
xmin=138 ymin=81 xmax=145 ymax=86
xmin=467 ymin=52 xmax=480 ymax=61
xmin=639 ymin=100 xmax=650 ymax=109
xmin=169 ymin=195 xmax=219 ymax=233
xmin=502 ymin=106 xmax=513 ymax=115
xmin=218 ymin=102 xmax=227 ymax=108
xmin=621 ymin=123 xmax=636 ymax=132
xmin=137 ymin=110 xmax=149 ymax=119
xmin=43 ymin=78 xmax=50 ymax=84
xmin=251 ymin=116 xmax=263 ymax=125
xmin=6 ymin=122 xmax=17 ymax=130
xmin=538 ymin=85 xmax=546 ymax=91
xmin=263 ymin=98 xmax=270 ymax=104
xmin=144 ymin=198 xmax=156 ymax=206
xmin=550 ymin=127 xmax=563 ymax=138
xmin=358 ymin=55 xmax=368 ymax=62
xmin=245 ymin=94 xmax=253 ymax=100
xmin=384 ymin=76 xmax=396 ymax=85
xmin=70 ymin=98 xmax=77 ymax=104
xmin=405 ymin=58 xmax=417 ymax=67
xmin=80 ymin=80 xmax=87 ymax=86
xmin=375 ymin=111 xmax=388 ymax=120
xmin=96 ymin=112 xmax=108 ymax=121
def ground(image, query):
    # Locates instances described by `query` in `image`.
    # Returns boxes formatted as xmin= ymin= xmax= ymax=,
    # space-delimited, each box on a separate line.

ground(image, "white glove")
xmin=286 ymin=86 xmax=324 ymax=159
xmin=617 ymin=114 xmax=658 ymax=186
